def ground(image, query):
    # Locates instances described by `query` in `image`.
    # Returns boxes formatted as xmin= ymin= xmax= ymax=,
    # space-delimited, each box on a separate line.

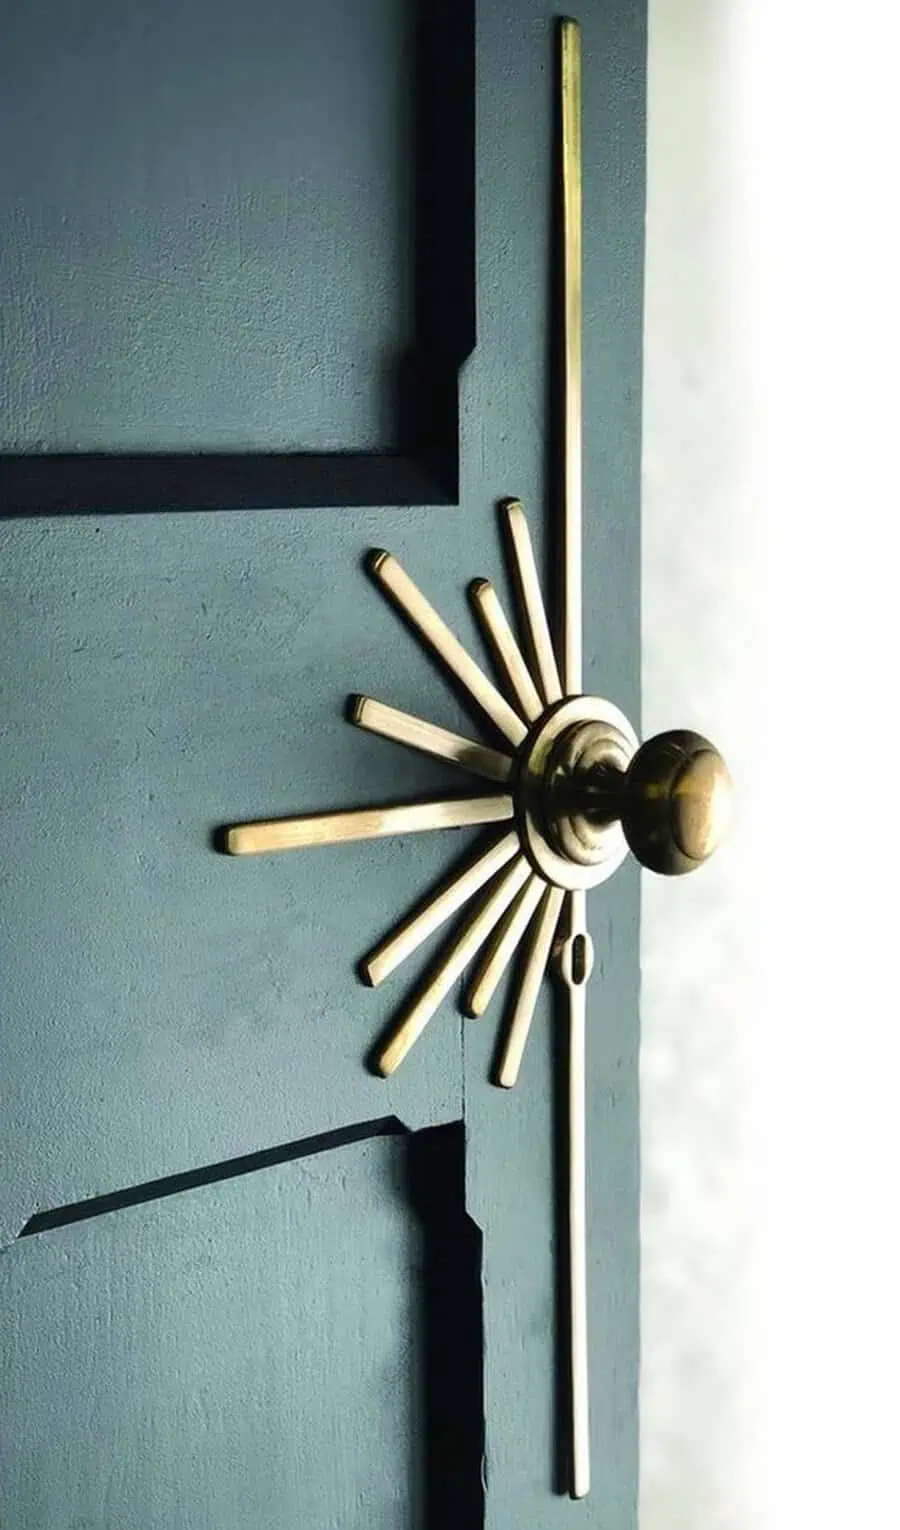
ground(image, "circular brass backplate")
xmin=514 ymin=696 xmax=638 ymax=890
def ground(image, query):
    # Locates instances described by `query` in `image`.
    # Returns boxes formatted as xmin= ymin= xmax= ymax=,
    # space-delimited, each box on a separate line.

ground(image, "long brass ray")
xmin=360 ymin=829 xmax=520 ymax=988
xmin=495 ymin=884 xmax=565 ymax=1088
xmin=468 ymin=579 xmax=544 ymax=722
xmin=463 ymin=873 xmax=545 ymax=1018
xmin=375 ymin=854 xmax=531 ymax=1076
xmin=501 ymin=499 xmax=563 ymax=704
xmin=350 ymin=695 xmax=512 ymax=784
xmin=225 ymin=794 xmax=513 ymax=856
xmin=369 ymin=551 xmax=528 ymax=748
xmin=561 ymin=15 xmax=583 ymax=696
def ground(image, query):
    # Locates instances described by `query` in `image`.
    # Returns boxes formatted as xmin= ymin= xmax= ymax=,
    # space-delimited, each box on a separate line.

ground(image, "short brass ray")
xmin=225 ymin=794 xmax=514 ymax=855
xmin=375 ymin=854 xmax=531 ymax=1076
xmin=463 ymin=873 xmax=546 ymax=1018
xmin=361 ymin=829 xmax=520 ymax=988
xmin=369 ymin=551 xmax=527 ymax=748
xmin=469 ymin=579 xmax=544 ymax=722
xmin=350 ymin=695 xmax=512 ymax=783
xmin=501 ymin=500 xmax=563 ymax=704
xmin=495 ymin=884 xmax=565 ymax=1088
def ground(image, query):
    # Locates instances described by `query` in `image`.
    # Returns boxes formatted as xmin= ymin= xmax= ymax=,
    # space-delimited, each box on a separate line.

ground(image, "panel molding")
xmin=0 ymin=0 xmax=474 ymax=517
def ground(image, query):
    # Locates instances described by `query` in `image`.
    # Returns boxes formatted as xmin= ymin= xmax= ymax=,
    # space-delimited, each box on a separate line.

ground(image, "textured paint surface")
xmin=2 ymin=1138 xmax=422 ymax=1529
xmin=0 ymin=1 xmax=644 ymax=1524
xmin=0 ymin=0 xmax=410 ymax=453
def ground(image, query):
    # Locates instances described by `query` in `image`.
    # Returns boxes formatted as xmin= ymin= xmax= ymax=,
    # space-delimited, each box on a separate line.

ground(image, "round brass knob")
xmin=620 ymin=729 xmax=731 ymax=876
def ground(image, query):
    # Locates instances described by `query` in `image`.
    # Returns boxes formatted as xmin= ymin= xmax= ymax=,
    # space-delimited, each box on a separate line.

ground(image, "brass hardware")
xmin=469 ymin=578 xmax=545 ymax=722
xmin=501 ymin=498 xmax=563 ymax=704
xmin=620 ymin=729 xmax=732 ymax=875
xmin=495 ymin=884 xmax=565 ymax=1088
xmin=221 ymin=16 xmax=729 ymax=1505
xmin=350 ymin=695 xmax=512 ymax=784
xmin=360 ymin=830 xmax=520 ymax=988
xmin=368 ymin=550 xmax=527 ymax=748
xmin=224 ymin=794 xmax=514 ymax=856
xmin=374 ymin=854 xmax=531 ymax=1077
xmin=463 ymin=873 xmax=545 ymax=1018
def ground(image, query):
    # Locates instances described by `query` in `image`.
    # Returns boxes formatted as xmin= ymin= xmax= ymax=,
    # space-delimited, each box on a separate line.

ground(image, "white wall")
xmin=640 ymin=3 xmax=900 ymax=1526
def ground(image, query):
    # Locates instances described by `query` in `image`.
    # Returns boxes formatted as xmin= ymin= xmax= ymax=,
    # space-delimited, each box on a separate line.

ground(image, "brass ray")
xmin=360 ymin=829 xmax=520 ymax=988
xmin=469 ymin=578 xmax=544 ymax=722
xmin=349 ymin=695 xmax=512 ymax=783
xmin=462 ymin=873 xmax=546 ymax=1018
xmin=495 ymin=884 xmax=565 ymax=1088
xmin=368 ymin=551 xmax=528 ymax=748
xmin=501 ymin=499 xmax=563 ymax=704
xmin=225 ymin=794 xmax=514 ymax=856
xmin=374 ymin=855 xmax=531 ymax=1076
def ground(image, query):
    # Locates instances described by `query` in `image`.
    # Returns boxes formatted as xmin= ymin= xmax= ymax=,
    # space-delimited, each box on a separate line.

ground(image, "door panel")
xmin=2 ymin=1136 xmax=422 ymax=1530
xmin=0 ymin=1 xmax=645 ymax=1524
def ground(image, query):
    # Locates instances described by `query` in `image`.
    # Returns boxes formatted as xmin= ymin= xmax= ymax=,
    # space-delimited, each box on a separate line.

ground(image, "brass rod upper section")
xmin=469 ymin=579 xmax=544 ymax=722
xmin=224 ymin=794 xmax=514 ymax=855
xmin=375 ymin=855 xmax=532 ymax=1076
xmin=560 ymin=17 xmax=583 ymax=696
xmin=369 ymin=551 xmax=527 ymax=748
xmin=360 ymin=829 xmax=520 ymax=988
xmin=350 ymin=695 xmax=513 ymax=784
xmin=495 ymin=884 xmax=565 ymax=1088
xmin=501 ymin=500 xmax=563 ymax=704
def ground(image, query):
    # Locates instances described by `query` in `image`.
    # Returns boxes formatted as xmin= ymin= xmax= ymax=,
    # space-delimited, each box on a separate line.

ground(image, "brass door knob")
xmin=620 ymin=729 xmax=732 ymax=875
xmin=532 ymin=712 xmax=731 ymax=884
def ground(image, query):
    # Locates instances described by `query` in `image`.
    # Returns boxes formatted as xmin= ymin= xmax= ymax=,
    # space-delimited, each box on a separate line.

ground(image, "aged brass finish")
xmin=221 ymin=16 xmax=729 ymax=1506
xmin=463 ymin=872 xmax=545 ymax=1018
xmin=495 ymin=884 xmax=565 ymax=1088
xmin=350 ymin=695 xmax=512 ymax=784
xmin=368 ymin=550 xmax=527 ymax=748
xmin=469 ymin=578 xmax=545 ymax=722
xmin=620 ymin=729 xmax=732 ymax=875
xmin=360 ymin=830 xmax=520 ymax=988
xmin=516 ymin=695 xmax=637 ymax=892
xmin=375 ymin=855 xmax=531 ymax=1077
xmin=502 ymin=498 xmax=563 ymax=704
xmin=224 ymin=794 xmax=514 ymax=855
xmin=560 ymin=15 xmax=583 ymax=697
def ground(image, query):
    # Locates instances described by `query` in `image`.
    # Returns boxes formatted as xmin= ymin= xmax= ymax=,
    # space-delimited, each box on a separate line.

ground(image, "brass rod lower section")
xmin=501 ymin=500 xmax=563 ymax=704
xmin=375 ymin=855 xmax=531 ymax=1076
xmin=361 ymin=829 xmax=520 ymax=988
xmin=560 ymin=17 xmax=583 ymax=696
xmin=225 ymin=795 xmax=514 ymax=856
xmin=463 ymin=873 xmax=545 ymax=1018
xmin=558 ymin=885 xmax=591 ymax=1500
xmin=369 ymin=551 xmax=527 ymax=748
xmin=469 ymin=579 xmax=544 ymax=723
xmin=495 ymin=884 xmax=564 ymax=1088
xmin=350 ymin=695 xmax=512 ymax=784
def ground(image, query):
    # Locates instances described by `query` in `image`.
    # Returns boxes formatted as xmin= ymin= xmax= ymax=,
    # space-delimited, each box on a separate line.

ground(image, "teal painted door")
xmin=0 ymin=3 xmax=645 ymax=1526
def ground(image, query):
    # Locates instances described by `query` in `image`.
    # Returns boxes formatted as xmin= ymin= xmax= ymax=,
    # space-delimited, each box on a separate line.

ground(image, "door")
xmin=0 ymin=2 xmax=644 ymax=1526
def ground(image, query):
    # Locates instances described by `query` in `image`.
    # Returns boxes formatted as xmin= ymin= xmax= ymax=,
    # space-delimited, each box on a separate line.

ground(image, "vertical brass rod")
xmin=560 ymin=17 xmax=583 ymax=696
xmin=556 ymin=884 xmax=593 ymax=1500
